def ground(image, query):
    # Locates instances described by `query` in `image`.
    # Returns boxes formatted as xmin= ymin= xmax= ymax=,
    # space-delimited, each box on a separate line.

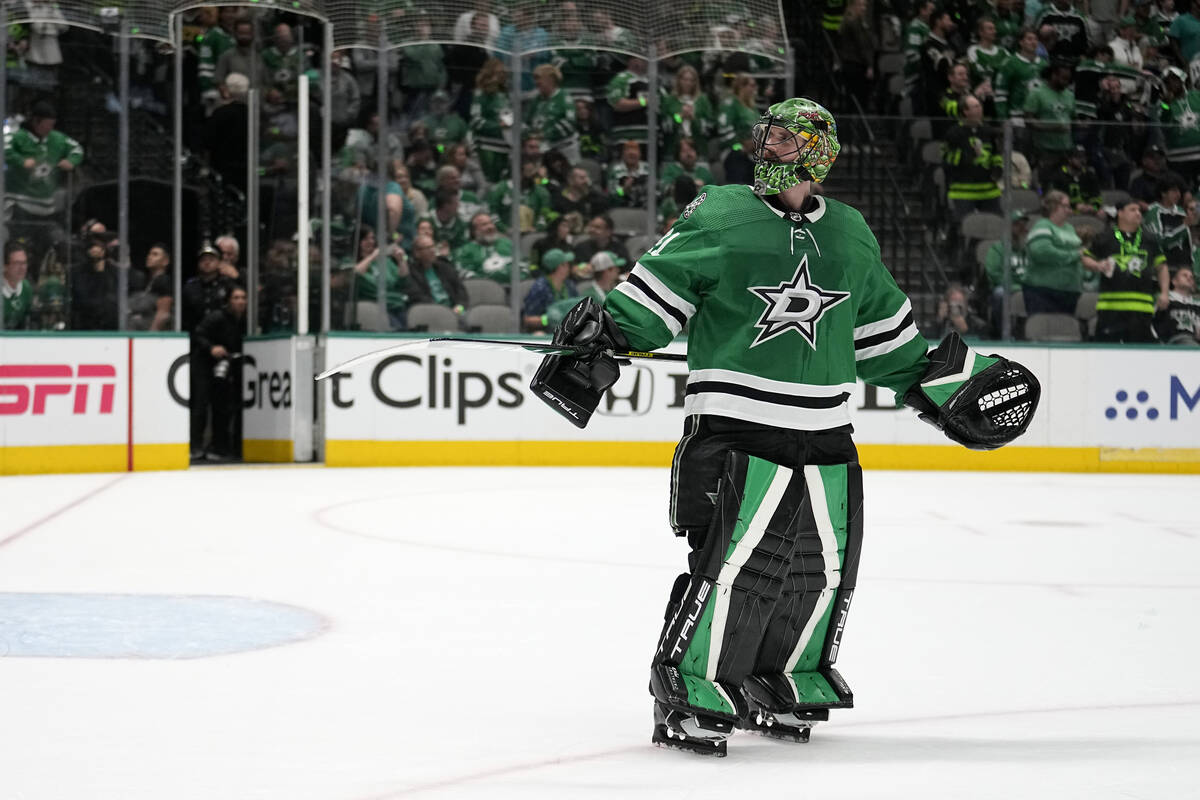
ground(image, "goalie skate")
xmin=651 ymin=702 xmax=733 ymax=757
xmin=739 ymin=706 xmax=829 ymax=743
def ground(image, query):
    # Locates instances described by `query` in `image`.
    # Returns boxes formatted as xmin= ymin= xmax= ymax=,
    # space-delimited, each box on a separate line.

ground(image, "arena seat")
xmin=1025 ymin=312 xmax=1082 ymax=342
xmin=406 ymin=303 xmax=460 ymax=333
xmin=463 ymin=277 xmax=506 ymax=307
xmin=464 ymin=304 xmax=518 ymax=333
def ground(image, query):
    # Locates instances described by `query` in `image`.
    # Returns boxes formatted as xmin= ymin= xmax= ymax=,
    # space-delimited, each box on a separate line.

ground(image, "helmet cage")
xmin=750 ymin=115 xmax=821 ymax=170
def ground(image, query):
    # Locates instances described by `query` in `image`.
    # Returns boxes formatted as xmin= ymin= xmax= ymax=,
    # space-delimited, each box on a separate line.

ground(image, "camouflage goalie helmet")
xmin=750 ymin=98 xmax=841 ymax=195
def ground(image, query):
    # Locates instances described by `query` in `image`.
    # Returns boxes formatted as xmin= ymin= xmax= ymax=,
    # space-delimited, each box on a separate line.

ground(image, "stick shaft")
xmin=316 ymin=336 xmax=687 ymax=381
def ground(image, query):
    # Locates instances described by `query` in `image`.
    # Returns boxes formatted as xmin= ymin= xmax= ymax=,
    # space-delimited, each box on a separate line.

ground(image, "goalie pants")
xmin=651 ymin=414 xmax=864 ymax=721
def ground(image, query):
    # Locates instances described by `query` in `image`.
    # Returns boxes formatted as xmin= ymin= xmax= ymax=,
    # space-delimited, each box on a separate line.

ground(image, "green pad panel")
xmin=789 ymin=671 xmax=841 ymax=705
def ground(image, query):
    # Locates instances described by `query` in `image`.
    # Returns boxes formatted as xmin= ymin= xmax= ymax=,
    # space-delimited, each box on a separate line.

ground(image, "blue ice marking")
xmin=0 ymin=593 xmax=326 ymax=659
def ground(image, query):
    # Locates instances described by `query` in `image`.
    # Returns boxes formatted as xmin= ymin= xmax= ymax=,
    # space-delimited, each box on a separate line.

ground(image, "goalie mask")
xmin=751 ymin=98 xmax=841 ymax=195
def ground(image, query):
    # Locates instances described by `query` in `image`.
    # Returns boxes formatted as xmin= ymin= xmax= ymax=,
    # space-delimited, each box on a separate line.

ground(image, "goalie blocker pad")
xmin=903 ymin=331 xmax=1040 ymax=451
xmin=651 ymin=451 xmax=860 ymax=720
xmin=530 ymin=298 xmax=628 ymax=429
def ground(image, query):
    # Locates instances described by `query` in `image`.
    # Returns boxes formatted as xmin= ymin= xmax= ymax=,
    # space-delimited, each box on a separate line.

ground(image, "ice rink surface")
xmin=1 ymin=465 xmax=1197 ymax=800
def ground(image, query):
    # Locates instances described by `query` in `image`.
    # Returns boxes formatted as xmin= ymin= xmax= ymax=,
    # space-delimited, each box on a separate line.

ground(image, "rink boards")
xmin=2 ymin=333 xmax=1197 ymax=475
xmin=322 ymin=335 xmax=1200 ymax=474
xmin=0 ymin=334 xmax=189 ymax=475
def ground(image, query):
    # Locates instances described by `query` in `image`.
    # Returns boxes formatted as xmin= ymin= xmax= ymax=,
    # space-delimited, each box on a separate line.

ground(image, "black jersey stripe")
xmin=686 ymin=381 xmax=850 ymax=409
xmin=627 ymin=272 xmax=689 ymax=328
xmin=854 ymin=310 xmax=915 ymax=351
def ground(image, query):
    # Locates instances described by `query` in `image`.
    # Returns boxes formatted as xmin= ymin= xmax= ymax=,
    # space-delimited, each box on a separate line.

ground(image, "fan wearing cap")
xmin=529 ymin=98 xmax=1041 ymax=756
xmin=420 ymin=91 xmax=469 ymax=155
xmin=69 ymin=229 xmax=124 ymax=331
xmin=539 ymin=251 xmax=626 ymax=331
xmin=520 ymin=247 xmax=577 ymax=332
xmin=1157 ymin=66 xmax=1200 ymax=183
xmin=1129 ymin=144 xmax=1187 ymax=208
xmin=3 ymin=101 xmax=83 ymax=219
xmin=1044 ymin=145 xmax=1104 ymax=212
xmin=1109 ymin=16 xmax=1145 ymax=70
xmin=182 ymin=242 xmax=237 ymax=332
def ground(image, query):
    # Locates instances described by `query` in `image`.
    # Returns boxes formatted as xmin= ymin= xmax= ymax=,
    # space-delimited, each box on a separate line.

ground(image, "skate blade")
xmin=652 ymin=725 xmax=729 ymax=757
xmin=739 ymin=715 xmax=814 ymax=743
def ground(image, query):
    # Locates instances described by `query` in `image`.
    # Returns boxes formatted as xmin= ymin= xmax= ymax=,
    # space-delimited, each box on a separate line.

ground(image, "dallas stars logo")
xmin=747 ymin=255 xmax=850 ymax=349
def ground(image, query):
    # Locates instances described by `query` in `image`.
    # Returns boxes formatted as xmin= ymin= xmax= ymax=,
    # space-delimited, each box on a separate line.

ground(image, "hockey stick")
xmin=315 ymin=336 xmax=687 ymax=381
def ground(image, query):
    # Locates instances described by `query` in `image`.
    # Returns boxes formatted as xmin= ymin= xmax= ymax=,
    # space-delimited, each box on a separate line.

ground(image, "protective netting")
xmin=325 ymin=0 xmax=787 ymax=61
xmin=4 ymin=0 xmax=174 ymax=43
xmin=5 ymin=0 xmax=788 ymax=60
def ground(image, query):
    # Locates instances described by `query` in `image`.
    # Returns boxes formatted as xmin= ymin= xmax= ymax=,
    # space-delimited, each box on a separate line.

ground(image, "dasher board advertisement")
xmin=321 ymin=336 xmax=1200 ymax=473
xmin=0 ymin=334 xmax=189 ymax=475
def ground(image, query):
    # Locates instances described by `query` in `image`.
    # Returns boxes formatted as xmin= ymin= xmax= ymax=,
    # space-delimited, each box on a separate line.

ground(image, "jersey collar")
xmin=759 ymin=192 xmax=827 ymax=225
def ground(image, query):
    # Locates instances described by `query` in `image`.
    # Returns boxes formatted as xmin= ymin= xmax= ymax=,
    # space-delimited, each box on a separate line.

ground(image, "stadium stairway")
xmin=826 ymin=143 xmax=947 ymax=329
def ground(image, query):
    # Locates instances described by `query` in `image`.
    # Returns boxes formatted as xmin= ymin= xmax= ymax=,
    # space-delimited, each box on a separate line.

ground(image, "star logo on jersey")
xmin=747 ymin=255 xmax=850 ymax=349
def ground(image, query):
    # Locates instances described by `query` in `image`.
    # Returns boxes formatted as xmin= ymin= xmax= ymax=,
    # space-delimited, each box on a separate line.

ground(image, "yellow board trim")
xmin=326 ymin=439 xmax=676 ymax=467
xmin=0 ymin=443 xmax=189 ymax=475
xmin=325 ymin=440 xmax=1200 ymax=473
xmin=132 ymin=443 xmax=189 ymax=471
xmin=243 ymin=439 xmax=295 ymax=463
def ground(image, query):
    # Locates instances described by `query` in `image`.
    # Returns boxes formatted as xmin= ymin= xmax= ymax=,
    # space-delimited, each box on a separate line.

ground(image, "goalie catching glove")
xmin=903 ymin=331 xmax=1040 ymax=450
xmin=530 ymin=297 xmax=629 ymax=429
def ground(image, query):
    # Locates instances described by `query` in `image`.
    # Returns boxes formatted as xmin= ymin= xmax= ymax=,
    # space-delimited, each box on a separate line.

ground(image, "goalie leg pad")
xmin=651 ymin=451 xmax=809 ymax=720
xmin=743 ymin=462 xmax=864 ymax=716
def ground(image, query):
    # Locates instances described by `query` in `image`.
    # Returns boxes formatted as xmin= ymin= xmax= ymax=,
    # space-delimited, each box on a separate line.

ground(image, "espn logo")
xmin=0 ymin=364 xmax=118 ymax=415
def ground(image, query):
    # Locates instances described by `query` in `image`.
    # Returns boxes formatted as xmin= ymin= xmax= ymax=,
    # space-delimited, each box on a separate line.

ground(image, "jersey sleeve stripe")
xmin=855 ymin=309 xmax=915 ymax=350
xmin=629 ymin=265 xmax=697 ymax=320
xmin=612 ymin=280 xmax=685 ymax=336
xmin=853 ymin=299 xmax=913 ymax=340
xmin=855 ymin=320 xmax=921 ymax=361
xmin=622 ymin=270 xmax=693 ymax=329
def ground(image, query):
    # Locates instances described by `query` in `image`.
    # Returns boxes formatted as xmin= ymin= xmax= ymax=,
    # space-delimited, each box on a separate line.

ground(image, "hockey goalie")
xmin=531 ymin=97 xmax=1040 ymax=756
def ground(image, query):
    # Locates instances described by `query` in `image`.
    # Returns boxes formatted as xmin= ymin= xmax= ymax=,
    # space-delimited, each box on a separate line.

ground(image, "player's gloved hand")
xmin=530 ymin=298 xmax=629 ymax=429
xmin=902 ymin=331 xmax=1040 ymax=450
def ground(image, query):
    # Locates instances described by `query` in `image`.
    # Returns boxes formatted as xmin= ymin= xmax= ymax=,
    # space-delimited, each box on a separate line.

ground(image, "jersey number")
xmin=646 ymin=229 xmax=682 ymax=257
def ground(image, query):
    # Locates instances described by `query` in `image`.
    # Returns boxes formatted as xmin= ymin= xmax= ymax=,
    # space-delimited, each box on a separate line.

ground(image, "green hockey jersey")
xmin=994 ymin=53 xmax=1044 ymax=118
xmin=197 ymin=25 xmax=234 ymax=94
xmin=455 ymin=237 xmax=526 ymax=284
xmin=604 ymin=185 xmax=929 ymax=431
xmin=4 ymin=126 xmax=84 ymax=216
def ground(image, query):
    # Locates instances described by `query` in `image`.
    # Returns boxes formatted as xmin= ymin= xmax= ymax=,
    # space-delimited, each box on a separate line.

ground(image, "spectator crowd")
xmin=2 ymin=1 xmax=1198 ymax=348
xmin=869 ymin=0 xmax=1200 ymax=343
